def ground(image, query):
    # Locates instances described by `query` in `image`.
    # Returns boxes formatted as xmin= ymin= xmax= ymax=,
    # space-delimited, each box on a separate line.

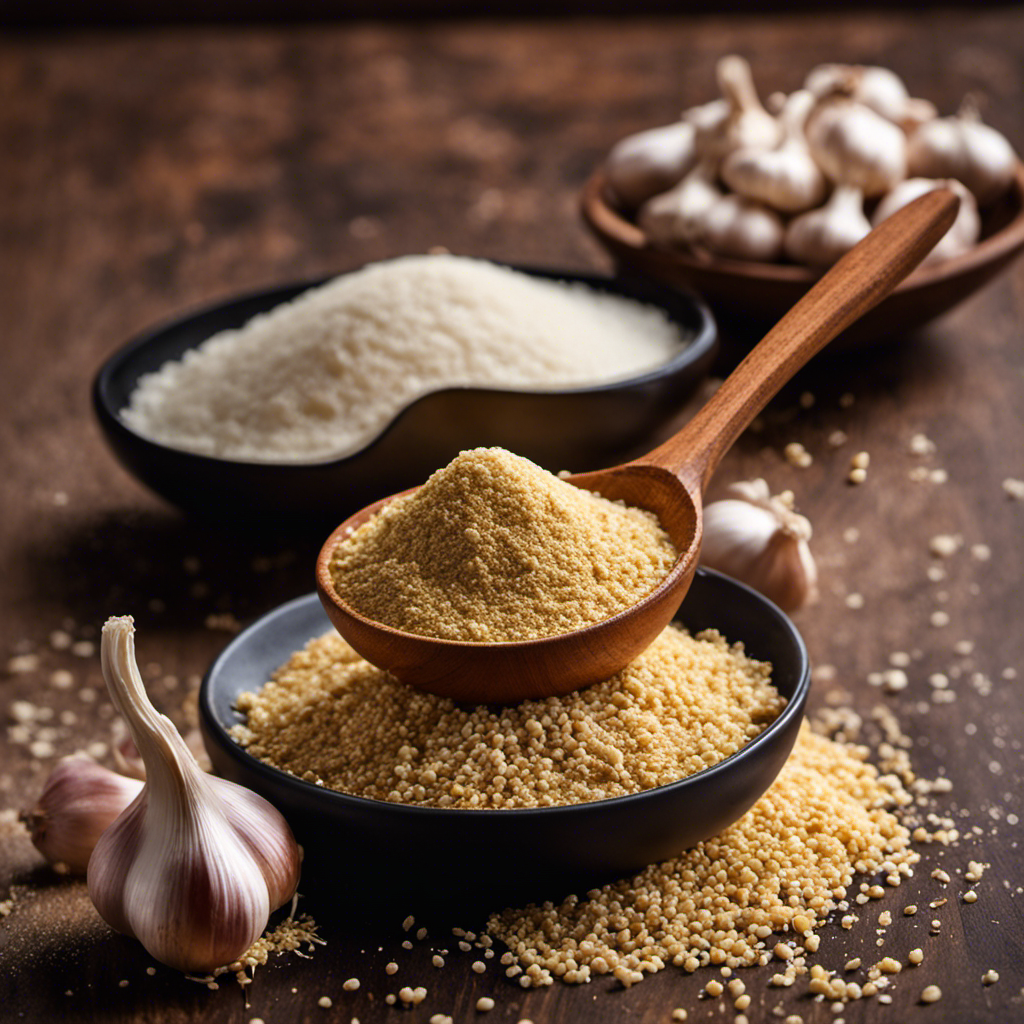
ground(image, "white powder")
xmin=124 ymin=255 xmax=690 ymax=463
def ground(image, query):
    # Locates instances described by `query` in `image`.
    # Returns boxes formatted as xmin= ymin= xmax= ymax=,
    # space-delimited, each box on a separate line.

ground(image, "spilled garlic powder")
xmin=486 ymin=725 xmax=917 ymax=986
xmin=232 ymin=626 xmax=784 ymax=808
xmin=328 ymin=447 xmax=678 ymax=642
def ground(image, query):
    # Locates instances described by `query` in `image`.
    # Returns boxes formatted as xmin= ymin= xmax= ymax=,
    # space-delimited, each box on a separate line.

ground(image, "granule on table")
xmin=233 ymin=623 xmax=784 ymax=809
xmin=328 ymin=448 xmax=677 ymax=643
xmin=486 ymin=725 xmax=917 ymax=988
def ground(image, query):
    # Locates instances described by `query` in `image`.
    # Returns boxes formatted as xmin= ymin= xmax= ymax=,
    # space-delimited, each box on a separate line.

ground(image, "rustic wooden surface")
xmin=2 ymin=8 xmax=1023 ymax=1023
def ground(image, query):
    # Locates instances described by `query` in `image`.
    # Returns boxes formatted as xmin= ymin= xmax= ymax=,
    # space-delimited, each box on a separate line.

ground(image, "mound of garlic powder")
xmin=123 ymin=255 xmax=689 ymax=462
xmin=328 ymin=447 xmax=678 ymax=642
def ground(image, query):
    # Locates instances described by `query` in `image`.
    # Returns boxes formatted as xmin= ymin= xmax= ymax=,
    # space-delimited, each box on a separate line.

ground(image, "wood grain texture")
xmin=1 ymin=9 xmax=1023 ymax=1024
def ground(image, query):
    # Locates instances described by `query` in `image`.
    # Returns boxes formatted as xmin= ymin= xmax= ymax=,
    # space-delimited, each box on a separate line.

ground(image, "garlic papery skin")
xmin=804 ymin=63 xmax=936 ymax=129
xmin=21 ymin=756 xmax=144 ymax=874
xmin=806 ymin=99 xmax=907 ymax=196
xmin=88 ymin=616 xmax=301 ymax=973
xmin=907 ymin=103 xmax=1017 ymax=205
xmin=605 ymin=121 xmax=698 ymax=210
xmin=784 ymin=184 xmax=871 ymax=268
xmin=872 ymin=178 xmax=980 ymax=266
xmin=721 ymin=90 xmax=827 ymax=214
xmin=687 ymin=193 xmax=784 ymax=262
xmin=688 ymin=55 xmax=781 ymax=160
xmin=637 ymin=160 xmax=723 ymax=248
xmin=699 ymin=479 xmax=817 ymax=613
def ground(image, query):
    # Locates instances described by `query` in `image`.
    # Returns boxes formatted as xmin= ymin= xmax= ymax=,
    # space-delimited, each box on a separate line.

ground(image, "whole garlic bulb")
xmin=21 ymin=756 xmax=143 ymax=874
xmin=637 ymin=160 xmax=723 ymax=247
xmin=721 ymin=90 xmax=827 ymax=214
xmin=605 ymin=121 xmax=698 ymax=209
xmin=687 ymin=55 xmax=782 ymax=160
xmin=804 ymin=63 xmax=937 ymax=129
xmin=784 ymin=184 xmax=871 ymax=267
xmin=88 ymin=617 xmax=301 ymax=973
xmin=806 ymin=99 xmax=907 ymax=196
xmin=907 ymin=102 xmax=1017 ymax=205
xmin=872 ymin=177 xmax=980 ymax=265
xmin=687 ymin=193 xmax=785 ymax=262
xmin=699 ymin=479 xmax=817 ymax=613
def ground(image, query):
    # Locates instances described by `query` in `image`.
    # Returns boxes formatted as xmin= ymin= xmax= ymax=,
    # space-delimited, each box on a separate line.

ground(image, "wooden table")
xmin=2 ymin=8 xmax=1022 ymax=1022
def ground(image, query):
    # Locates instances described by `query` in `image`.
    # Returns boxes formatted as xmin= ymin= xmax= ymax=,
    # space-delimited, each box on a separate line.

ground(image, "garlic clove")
xmin=806 ymin=98 xmax=907 ymax=196
xmin=804 ymin=63 xmax=936 ymax=129
xmin=689 ymin=55 xmax=781 ymax=160
xmin=784 ymin=184 xmax=871 ymax=268
xmin=637 ymin=160 xmax=723 ymax=248
xmin=872 ymin=178 xmax=980 ymax=265
xmin=907 ymin=102 xmax=1017 ymax=206
xmin=20 ymin=756 xmax=144 ymax=874
xmin=605 ymin=121 xmax=698 ymax=210
xmin=686 ymin=193 xmax=785 ymax=263
xmin=88 ymin=616 xmax=301 ymax=973
xmin=721 ymin=91 xmax=827 ymax=214
xmin=699 ymin=479 xmax=818 ymax=613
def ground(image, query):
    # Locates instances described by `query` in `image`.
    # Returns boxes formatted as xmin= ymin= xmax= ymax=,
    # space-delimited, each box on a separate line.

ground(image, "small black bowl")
xmin=200 ymin=568 xmax=809 ymax=912
xmin=93 ymin=266 xmax=717 ymax=523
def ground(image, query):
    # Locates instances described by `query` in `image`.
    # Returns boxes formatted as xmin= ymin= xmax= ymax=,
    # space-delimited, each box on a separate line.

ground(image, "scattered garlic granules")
xmin=328 ymin=447 xmax=677 ymax=642
xmin=486 ymin=726 xmax=917 ymax=987
xmin=233 ymin=626 xmax=784 ymax=808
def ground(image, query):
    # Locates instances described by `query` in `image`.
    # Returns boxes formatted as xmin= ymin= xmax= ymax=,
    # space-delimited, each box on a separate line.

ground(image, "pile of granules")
xmin=328 ymin=447 xmax=678 ymax=642
xmin=123 ymin=255 xmax=688 ymax=462
xmin=232 ymin=625 xmax=784 ymax=808
xmin=486 ymin=724 xmax=917 ymax=987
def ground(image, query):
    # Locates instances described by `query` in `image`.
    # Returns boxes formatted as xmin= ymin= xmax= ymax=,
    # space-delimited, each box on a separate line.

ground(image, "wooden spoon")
xmin=316 ymin=189 xmax=959 ymax=703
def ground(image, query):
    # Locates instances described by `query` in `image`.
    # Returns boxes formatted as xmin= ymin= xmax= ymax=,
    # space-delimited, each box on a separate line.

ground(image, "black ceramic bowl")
xmin=93 ymin=266 xmax=717 ymax=523
xmin=200 ymin=568 xmax=810 ymax=912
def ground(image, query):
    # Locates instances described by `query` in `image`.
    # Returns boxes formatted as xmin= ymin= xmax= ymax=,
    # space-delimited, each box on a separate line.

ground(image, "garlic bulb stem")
xmin=88 ymin=616 xmax=301 ymax=973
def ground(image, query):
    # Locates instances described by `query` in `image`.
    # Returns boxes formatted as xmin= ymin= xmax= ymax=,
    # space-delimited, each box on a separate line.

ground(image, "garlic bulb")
xmin=687 ymin=55 xmax=781 ymax=160
xmin=637 ymin=160 xmax=723 ymax=247
xmin=805 ymin=63 xmax=936 ymax=129
xmin=806 ymin=99 xmax=907 ymax=196
xmin=605 ymin=121 xmax=698 ymax=209
xmin=721 ymin=90 xmax=827 ymax=214
xmin=686 ymin=193 xmax=784 ymax=262
xmin=21 ymin=756 xmax=143 ymax=874
xmin=88 ymin=616 xmax=301 ymax=973
xmin=872 ymin=177 xmax=980 ymax=265
xmin=907 ymin=101 xmax=1017 ymax=205
xmin=699 ymin=479 xmax=817 ymax=613
xmin=784 ymin=184 xmax=871 ymax=267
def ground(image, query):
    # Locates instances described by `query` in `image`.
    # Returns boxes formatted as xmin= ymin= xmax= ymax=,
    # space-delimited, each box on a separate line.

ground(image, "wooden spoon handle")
xmin=641 ymin=188 xmax=960 ymax=491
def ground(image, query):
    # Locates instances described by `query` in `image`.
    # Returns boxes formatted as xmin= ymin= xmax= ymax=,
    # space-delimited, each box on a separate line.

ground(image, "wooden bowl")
xmin=581 ymin=163 xmax=1024 ymax=348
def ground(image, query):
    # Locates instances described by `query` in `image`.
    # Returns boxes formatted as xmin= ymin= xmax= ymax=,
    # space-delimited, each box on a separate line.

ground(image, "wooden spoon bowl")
xmin=317 ymin=189 xmax=960 ymax=704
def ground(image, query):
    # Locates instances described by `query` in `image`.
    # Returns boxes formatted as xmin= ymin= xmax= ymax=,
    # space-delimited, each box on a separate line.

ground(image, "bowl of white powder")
xmin=94 ymin=255 xmax=716 ymax=519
